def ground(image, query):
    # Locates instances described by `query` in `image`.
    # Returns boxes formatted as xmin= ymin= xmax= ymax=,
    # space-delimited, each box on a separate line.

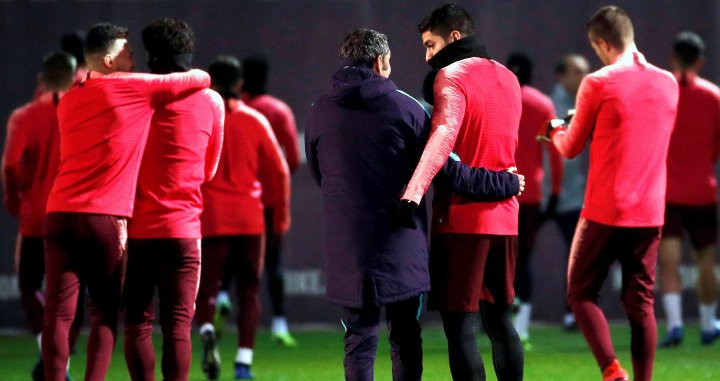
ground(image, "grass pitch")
xmin=1 ymin=324 xmax=718 ymax=380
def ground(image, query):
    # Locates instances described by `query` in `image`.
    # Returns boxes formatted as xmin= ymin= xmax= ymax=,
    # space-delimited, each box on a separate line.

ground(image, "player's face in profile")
xmin=589 ymin=35 xmax=611 ymax=66
xmin=422 ymin=31 xmax=449 ymax=62
xmin=109 ymin=38 xmax=135 ymax=72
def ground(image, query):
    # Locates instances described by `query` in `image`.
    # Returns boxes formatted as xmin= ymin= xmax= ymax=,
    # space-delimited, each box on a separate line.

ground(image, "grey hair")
xmin=340 ymin=28 xmax=389 ymax=65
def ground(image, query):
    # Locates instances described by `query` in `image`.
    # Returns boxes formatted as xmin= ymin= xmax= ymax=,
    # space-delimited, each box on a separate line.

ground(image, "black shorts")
xmin=662 ymin=203 xmax=717 ymax=250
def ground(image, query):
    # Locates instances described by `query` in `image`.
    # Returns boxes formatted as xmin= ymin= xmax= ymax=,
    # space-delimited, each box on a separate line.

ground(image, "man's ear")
xmin=372 ymin=55 xmax=382 ymax=75
xmin=449 ymin=30 xmax=462 ymax=43
xmin=102 ymin=54 xmax=114 ymax=70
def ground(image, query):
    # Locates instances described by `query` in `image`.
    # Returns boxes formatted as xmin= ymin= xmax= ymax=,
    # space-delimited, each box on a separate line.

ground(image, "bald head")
xmin=556 ymin=54 xmax=590 ymax=96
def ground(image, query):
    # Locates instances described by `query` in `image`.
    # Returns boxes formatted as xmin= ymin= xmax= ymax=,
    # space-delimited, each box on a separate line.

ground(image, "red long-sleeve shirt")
xmin=666 ymin=74 xmax=720 ymax=205
xmin=127 ymin=89 xmax=225 ymax=239
xmin=405 ymin=57 xmax=521 ymax=235
xmin=550 ymin=50 xmax=678 ymax=227
xmin=47 ymin=69 xmax=210 ymax=217
xmin=243 ymin=93 xmax=300 ymax=173
xmin=2 ymin=92 xmax=61 ymax=236
xmin=515 ymin=85 xmax=562 ymax=204
xmin=201 ymin=98 xmax=290 ymax=237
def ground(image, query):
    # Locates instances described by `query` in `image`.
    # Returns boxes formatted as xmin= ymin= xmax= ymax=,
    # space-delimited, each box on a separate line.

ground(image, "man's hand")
xmin=506 ymin=167 xmax=525 ymax=196
xmin=394 ymin=199 xmax=419 ymax=229
xmin=536 ymin=110 xmax=576 ymax=142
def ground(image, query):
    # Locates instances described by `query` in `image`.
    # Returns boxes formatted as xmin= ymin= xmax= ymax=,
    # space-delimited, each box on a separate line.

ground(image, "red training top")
xmin=515 ymin=85 xmax=562 ymax=204
xmin=666 ymin=73 xmax=720 ymax=205
xmin=550 ymin=50 xmax=678 ymax=227
xmin=404 ymin=57 xmax=521 ymax=235
xmin=201 ymin=98 xmax=290 ymax=237
xmin=128 ymin=89 xmax=225 ymax=239
xmin=47 ymin=69 xmax=210 ymax=217
xmin=243 ymin=93 xmax=300 ymax=173
xmin=2 ymin=92 xmax=61 ymax=236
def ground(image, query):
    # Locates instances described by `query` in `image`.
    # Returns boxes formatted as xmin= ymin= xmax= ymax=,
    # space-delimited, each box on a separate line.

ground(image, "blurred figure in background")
xmin=506 ymin=52 xmax=562 ymax=351
xmin=3 ymin=51 xmax=78 ymax=381
xmin=197 ymin=54 xmax=291 ymax=380
xmin=658 ymin=31 xmax=720 ymax=348
xmin=548 ymin=53 xmax=590 ymax=330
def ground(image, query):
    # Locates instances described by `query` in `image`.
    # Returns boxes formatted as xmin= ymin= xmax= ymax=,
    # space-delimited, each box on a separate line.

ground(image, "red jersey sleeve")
xmin=402 ymin=69 xmax=464 ymax=204
xmin=204 ymin=91 xmax=225 ymax=181
xmin=276 ymin=104 xmax=301 ymax=173
xmin=2 ymin=109 xmax=26 ymax=216
xmin=551 ymin=75 xmax=603 ymax=158
xmin=257 ymin=117 xmax=291 ymax=234
xmin=107 ymin=69 xmax=210 ymax=105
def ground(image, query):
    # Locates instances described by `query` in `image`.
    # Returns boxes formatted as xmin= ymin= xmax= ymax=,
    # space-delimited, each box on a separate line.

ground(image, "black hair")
xmin=41 ymin=51 xmax=76 ymax=90
xmin=339 ymin=28 xmax=390 ymax=66
xmin=209 ymin=54 xmax=242 ymax=93
xmin=673 ymin=31 xmax=705 ymax=68
xmin=84 ymin=23 xmax=129 ymax=56
xmin=418 ymin=3 xmax=474 ymax=38
xmin=142 ymin=17 xmax=194 ymax=56
xmin=242 ymin=55 xmax=269 ymax=96
xmin=586 ymin=5 xmax=634 ymax=50
xmin=61 ymin=31 xmax=85 ymax=66
xmin=506 ymin=52 xmax=533 ymax=85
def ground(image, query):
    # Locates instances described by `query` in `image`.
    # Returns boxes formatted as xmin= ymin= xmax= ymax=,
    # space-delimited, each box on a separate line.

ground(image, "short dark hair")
xmin=41 ymin=51 xmax=76 ymax=90
xmin=418 ymin=3 xmax=474 ymax=38
xmin=142 ymin=17 xmax=194 ymax=56
xmin=84 ymin=23 xmax=129 ymax=56
xmin=209 ymin=55 xmax=242 ymax=92
xmin=61 ymin=31 xmax=85 ymax=66
xmin=242 ymin=55 xmax=270 ymax=95
xmin=506 ymin=52 xmax=532 ymax=85
xmin=586 ymin=5 xmax=634 ymax=50
xmin=339 ymin=29 xmax=389 ymax=67
xmin=673 ymin=31 xmax=704 ymax=68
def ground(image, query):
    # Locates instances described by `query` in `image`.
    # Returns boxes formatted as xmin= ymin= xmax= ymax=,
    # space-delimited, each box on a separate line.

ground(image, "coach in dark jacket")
xmin=305 ymin=29 xmax=521 ymax=381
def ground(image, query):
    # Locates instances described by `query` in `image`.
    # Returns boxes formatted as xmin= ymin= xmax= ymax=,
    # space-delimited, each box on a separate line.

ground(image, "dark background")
xmin=1 ymin=0 xmax=718 ymax=328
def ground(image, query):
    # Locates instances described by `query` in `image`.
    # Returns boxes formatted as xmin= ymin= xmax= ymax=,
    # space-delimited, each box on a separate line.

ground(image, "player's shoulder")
xmin=235 ymin=101 xmax=271 ymax=129
xmin=694 ymin=76 xmax=720 ymax=97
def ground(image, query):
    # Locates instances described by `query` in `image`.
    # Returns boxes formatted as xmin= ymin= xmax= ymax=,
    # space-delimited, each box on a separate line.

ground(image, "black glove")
xmin=394 ymin=199 xmax=419 ymax=229
xmin=542 ymin=194 xmax=559 ymax=222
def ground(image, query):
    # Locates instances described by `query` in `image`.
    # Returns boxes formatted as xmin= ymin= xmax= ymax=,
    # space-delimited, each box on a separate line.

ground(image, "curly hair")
xmin=142 ymin=17 xmax=194 ymax=56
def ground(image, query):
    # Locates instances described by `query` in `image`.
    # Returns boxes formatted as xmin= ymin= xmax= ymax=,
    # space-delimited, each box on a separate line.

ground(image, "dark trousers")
xmin=196 ymin=234 xmax=264 ymax=348
xmin=340 ymin=296 xmax=423 ymax=381
xmin=515 ymin=204 xmax=541 ymax=302
xmin=123 ymin=238 xmax=201 ymax=381
xmin=556 ymin=210 xmax=581 ymax=312
xmin=567 ymin=218 xmax=660 ymax=381
xmin=17 ymin=235 xmax=85 ymax=351
xmin=43 ymin=212 xmax=127 ymax=381
xmin=264 ymin=208 xmax=286 ymax=316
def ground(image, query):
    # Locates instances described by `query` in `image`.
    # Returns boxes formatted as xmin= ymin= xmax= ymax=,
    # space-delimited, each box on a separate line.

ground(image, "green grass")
xmin=1 ymin=324 xmax=718 ymax=380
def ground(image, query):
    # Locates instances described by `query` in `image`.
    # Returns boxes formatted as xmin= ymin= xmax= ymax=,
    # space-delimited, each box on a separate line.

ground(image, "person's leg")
xmin=43 ymin=213 xmax=81 ymax=381
xmin=385 ymin=296 xmax=423 ymax=381
xmin=17 ymin=236 xmax=46 ymax=336
xmin=481 ymin=235 xmax=523 ymax=381
xmin=156 ymin=238 xmax=201 ymax=381
xmin=123 ymin=239 xmax=158 ymax=381
xmin=430 ymin=233 xmax=491 ymax=380
xmin=81 ymin=214 xmax=128 ymax=381
xmin=264 ymin=208 xmax=295 ymax=346
xmin=234 ymin=234 xmax=265 ymax=379
xmin=514 ymin=205 xmax=539 ymax=344
xmin=196 ymin=236 xmax=230 ymax=380
xmin=566 ymin=218 xmax=622 ymax=374
xmin=479 ymin=302 xmax=523 ymax=381
xmin=658 ymin=204 xmax=684 ymax=347
xmin=617 ymin=227 xmax=660 ymax=381
xmin=686 ymin=204 xmax=720 ymax=343
xmin=440 ymin=311 xmax=485 ymax=381
xmin=341 ymin=305 xmax=381 ymax=381
xmin=556 ymin=210 xmax=581 ymax=329
xmin=68 ymin=283 xmax=87 ymax=354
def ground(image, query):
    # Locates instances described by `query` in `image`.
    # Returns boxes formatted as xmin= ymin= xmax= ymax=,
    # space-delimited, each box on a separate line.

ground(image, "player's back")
xmin=201 ymin=99 xmax=273 ymax=236
xmin=6 ymin=93 xmax=61 ymax=236
xmin=582 ymin=51 xmax=678 ymax=226
xmin=516 ymin=85 xmax=555 ymax=203
xmin=433 ymin=57 xmax=521 ymax=235
xmin=667 ymin=75 xmax=720 ymax=204
xmin=129 ymin=89 xmax=224 ymax=238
